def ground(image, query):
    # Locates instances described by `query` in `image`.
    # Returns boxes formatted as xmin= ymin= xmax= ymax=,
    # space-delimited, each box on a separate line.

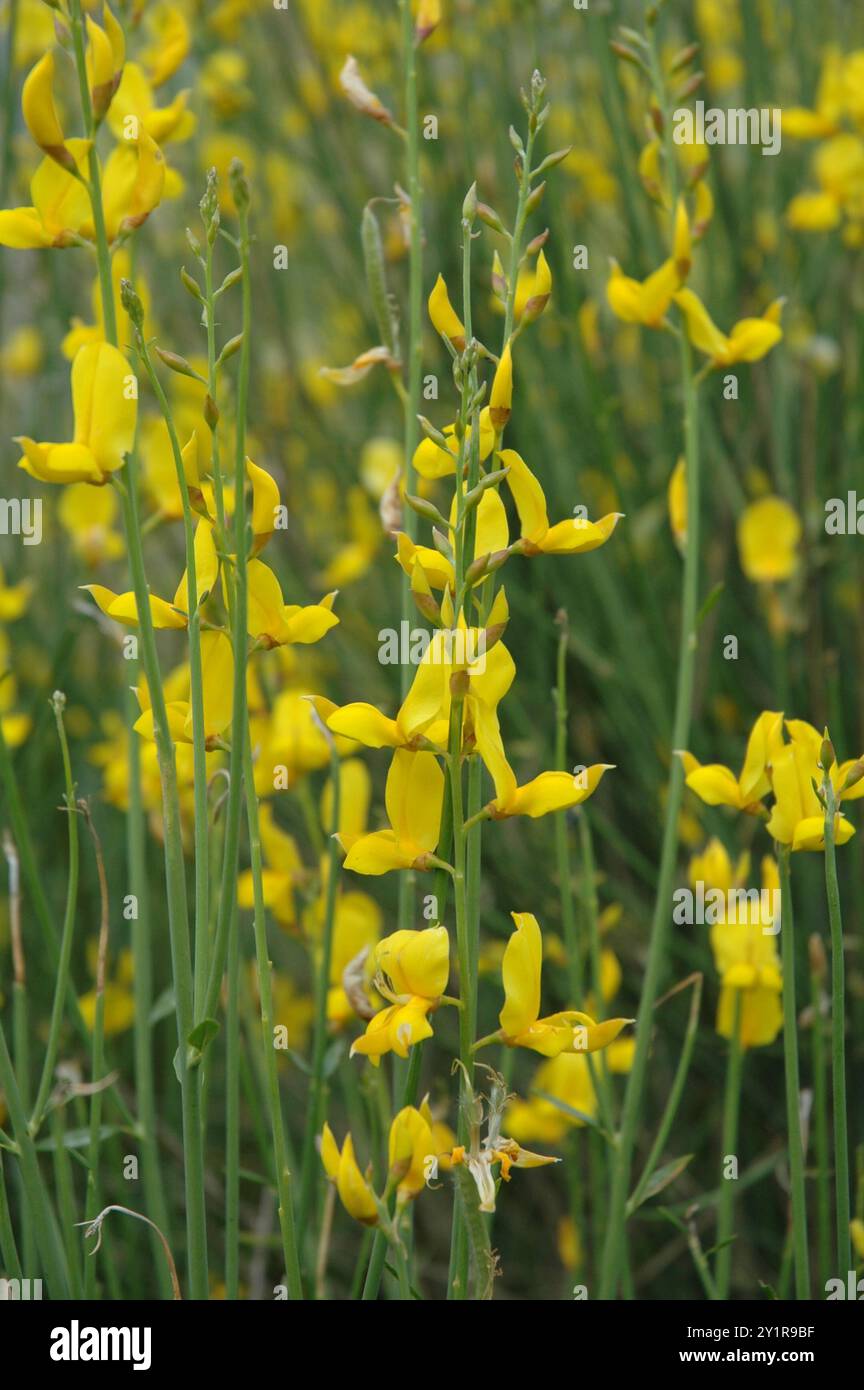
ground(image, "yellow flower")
xmin=138 ymin=2 xmax=191 ymax=87
xmin=17 ymin=343 xmax=136 ymax=484
xmin=489 ymin=342 xmax=513 ymax=431
xmin=86 ymin=10 xmax=125 ymax=122
xmin=133 ymin=631 xmax=234 ymax=747
xmin=396 ymin=486 xmax=509 ymax=592
xmin=428 ymin=273 xmax=466 ymax=349
xmin=681 ymin=709 xmax=784 ymax=812
xmin=389 ymin=1104 xmax=436 ymax=1204
xmin=21 ymin=52 xmax=72 ymax=167
xmin=737 ymin=496 xmax=802 ymax=583
xmin=766 ymin=722 xmax=859 ymax=852
xmin=108 ymin=63 xmax=196 ymax=146
xmin=340 ymin=749 xmax=445 ymax=875
xmin=673 ymin=289 xmax=784 ymax=366
xmin=490 ymin=911 xmax=632 ymax=1057
xmin=709 ymin=856 xmax=783 ymax=1048
xmin=488 ymin=762 xmax=612 ymax=821
xmin=350 ymin=924 xmax=450 ymax=1063
xmin=320 ymin=1125 xmax=379 ymax=1225
xmin=500 ymin=448 xmax=622 ymax=556
xmin=246 ymin=560 xmax=338 ymax=648
xmin=606 ymin=256 xmax=681 ymax=328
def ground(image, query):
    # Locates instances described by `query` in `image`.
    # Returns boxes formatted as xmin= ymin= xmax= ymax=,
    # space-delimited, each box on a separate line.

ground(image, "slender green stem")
xmin=224 ymin=897 xmax=240 ymax=1299
xmin=0 ymin=1020 xmax=69 ymax=1296
xmin=126 ymin=679 xmax=173 ymax=1293
xmin=298 ymin=744 xmax=342 ymax=1272
xmin=0 ymin=1150 xmax=22 ymax=1282
xmin=598 ymin=23 xmax=703 ymax=1294
xmin=135 ymin=338 xmax=210 ymax=1022
xmin=778 ymin=845 xmax=812 ymax=1298
xmin=69 ymin=0 xmax=208 ymax=1298
xmin=823 ymin=787 xmax=851 ymax=1274
xmin=242 ymin=726 xmax=303 ymax=1299
xmin=82 ymin=808 xmax=110 ymax=1299
xmin=30 ymin=696 xmax=79 ymax=1135
xmin=598 ymin=331 xmax=701 ymax=1297
xmin=715 ymin=991 xmax=744 ymax=1299
xmin=809 ymin=946 xmax=832 ymax=1290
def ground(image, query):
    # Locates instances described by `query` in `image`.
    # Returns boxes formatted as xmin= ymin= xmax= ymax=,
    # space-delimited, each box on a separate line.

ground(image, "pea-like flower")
xmin=349 ymin=924 xmax=450 ymax=1064
xmin=767 ymin=720 xmax=862 ymax=852
xmin=673 ymin=289 xmax=784 ymax=367
xmin=737 ymin=496 xmax=802 ymax=583
xmin=340 ymin=748 xmax=445 ymax=876
xmin=680 ymin=709 xmax=785 ymax=813
xmin=17 ymin=343 xmax=136 ymax=485
xmin=477 ymin=911 xmax=632 ymax=1057
xmin=501 ymin=448 xmax=622 ymax=556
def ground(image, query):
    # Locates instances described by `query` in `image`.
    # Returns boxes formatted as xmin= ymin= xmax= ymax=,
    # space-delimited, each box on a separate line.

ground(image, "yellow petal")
xmin=500 ymin=911 xmax=542 ymax=1038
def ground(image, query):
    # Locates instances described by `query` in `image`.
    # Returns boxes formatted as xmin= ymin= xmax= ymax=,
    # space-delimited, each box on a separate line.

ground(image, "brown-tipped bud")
xmin=477 ymin=202 xmax=507 ymax=235
xmin=676 ymin=72 xmax=705 ymax=101
xmin=204 ymin=394 xmax=220 ymax=431
xmin=413 ymin=588 xmax=441 ymax=626
xmin=609 ymin=41 xmax=645 ymax=69
xmin=525 ymin=181 xmax=546 ymax=215
xmin=808 ymin=933 xmax=827 ymax=980
xmin=670 ymin=42 xmax=700 ymax=73
xmin=449 ymin=668 xmax=470 ymax=699
xmin=525 ymin=227 xmax=550 ymax=256
xmin=154 ymin=346 xmax=206 ymax=383
xmin=687 ymin=159 xmax=710 ymax=187
xmin=650 ymin=102 xmax=664 ymax=136
xmin=465 ymin=549 xmax=509 ymax=587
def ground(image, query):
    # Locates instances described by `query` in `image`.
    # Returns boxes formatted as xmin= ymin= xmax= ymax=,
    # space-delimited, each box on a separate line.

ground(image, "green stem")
xmin=715 ymin=991 xmax=744 ymax=1299
xmin=30 ymin=696 xmax=79 ymax=1134
xmin=242 ymin=726 xmax=303 ymax=1299
xmin=298 ymin=744 xmax=342 ymax=1273
xmin=809 ymin=950 xmax=832 ymax=1290
xmin=0 ymin=1020 xmax=69 ymax=1296
xmin=778 ymin=845 xmax=812 ymax=1298
xmin=598 ymin=330 xmax=701 ymax=1297
xmin=823 ymin=789 xmax=851 ymax=1274
xmin=135 ymin=339 xmax=210 ymax=1022
xmin=224 ymin=897 xmax=240 ymax=1298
